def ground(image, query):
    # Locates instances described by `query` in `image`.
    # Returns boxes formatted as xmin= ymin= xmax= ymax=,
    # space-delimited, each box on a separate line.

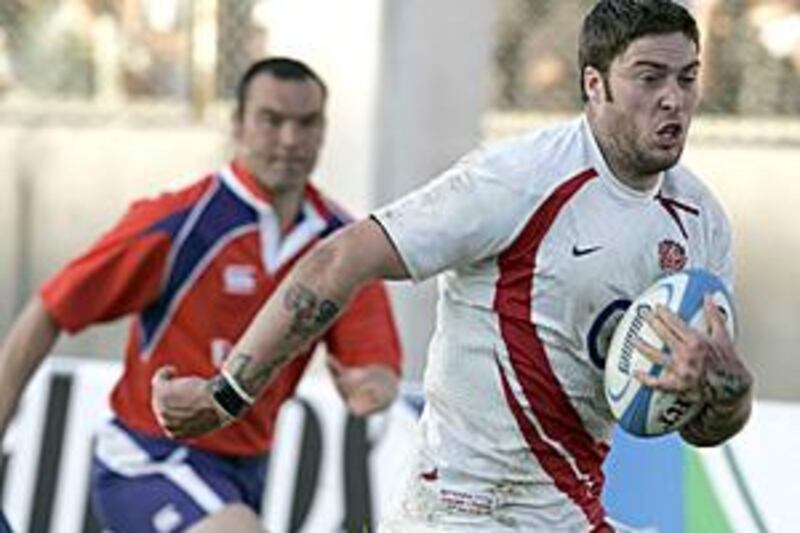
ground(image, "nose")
xmin=278 ymin=121 xmax=301 ymax=147
xmin=659 ymin=78 xmax=685 ymax=112
xmin=659 ymin=86 xmax=678 ymax=112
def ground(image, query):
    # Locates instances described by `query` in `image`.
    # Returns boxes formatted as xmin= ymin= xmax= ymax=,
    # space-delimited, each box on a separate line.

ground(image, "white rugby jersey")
xmin=374 ymin=117 xmax=732 ymax=531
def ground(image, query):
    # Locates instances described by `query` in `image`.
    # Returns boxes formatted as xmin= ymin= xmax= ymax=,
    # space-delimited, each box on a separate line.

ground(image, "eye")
xmin=638 ymin=71 xmax=662 ymax=84
xmin=256 ymin=111 xmax=284 ymax=128
xmin=299 ymin=115 xmax=322 ymax=128
xmin=679 ymin=73 xmax=698 ymax=86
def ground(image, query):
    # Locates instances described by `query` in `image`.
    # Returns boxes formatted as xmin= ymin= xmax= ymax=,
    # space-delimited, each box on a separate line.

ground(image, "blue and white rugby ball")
xmin=604 ymin=268 xmax=736 ymax=437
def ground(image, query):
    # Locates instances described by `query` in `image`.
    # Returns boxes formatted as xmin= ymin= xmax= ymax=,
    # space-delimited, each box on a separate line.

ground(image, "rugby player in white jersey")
xmin=152 ymin=1 xmax=754 ymax=530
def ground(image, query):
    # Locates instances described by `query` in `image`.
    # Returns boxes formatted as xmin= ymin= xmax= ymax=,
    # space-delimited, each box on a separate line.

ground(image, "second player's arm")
xmin=152 ymin=218 xmax=409 ymax=437
xmin=0 ymin=297 xmax=62 ymax=433
xmin=228 ymin=218 xmax=408 ymax=396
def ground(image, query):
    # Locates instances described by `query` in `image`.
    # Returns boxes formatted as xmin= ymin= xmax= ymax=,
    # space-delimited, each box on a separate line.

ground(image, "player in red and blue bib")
xmin=0 ymin=58 xmax=402 ymax=532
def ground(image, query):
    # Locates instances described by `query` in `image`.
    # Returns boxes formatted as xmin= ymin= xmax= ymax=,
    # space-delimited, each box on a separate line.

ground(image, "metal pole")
xmin=189 ymin=0 xmax=219 ymax=120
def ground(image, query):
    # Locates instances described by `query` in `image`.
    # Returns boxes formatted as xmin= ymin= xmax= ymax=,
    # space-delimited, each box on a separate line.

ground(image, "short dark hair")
xmin=235 ymin=57 xmax=328 ymax=119
xmin=578 ymin=0 xmax=700 ymax=102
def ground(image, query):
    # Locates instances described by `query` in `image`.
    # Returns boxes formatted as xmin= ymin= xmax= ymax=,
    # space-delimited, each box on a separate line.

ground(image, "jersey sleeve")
xmin=40 ymin=190 xmax=199 ymax=333
xmin=371 ymin=151 xmax=527 ymax=281
xmin=323 ymin=281 xmax=402 ymax=375
xmin=706 ymin=198 xmax=735 ymax=291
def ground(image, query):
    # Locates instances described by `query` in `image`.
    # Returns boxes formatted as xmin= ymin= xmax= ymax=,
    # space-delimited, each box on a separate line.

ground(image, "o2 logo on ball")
xmin=587 ymin=298 xmax=631 ymax=370
xmin=657 ymin=395 xmax=695 ymax=430
xmin=615 ymin=303 xmax=652 ymax=377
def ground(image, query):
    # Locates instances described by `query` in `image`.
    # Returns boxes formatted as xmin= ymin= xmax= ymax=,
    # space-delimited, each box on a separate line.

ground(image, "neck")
xmin=235 ymin=158 xmax=308 ymax=234
xmin=587 ymin=116 xmax=659 ymax=192
xmin=269 ymin=187 xmax=306 ymax=234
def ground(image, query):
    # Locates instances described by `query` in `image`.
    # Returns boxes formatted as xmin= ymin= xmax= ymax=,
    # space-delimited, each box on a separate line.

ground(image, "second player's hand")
xmin=633 ymin=296 xmax=751 ymax=405
xmin=151 ymin=366 xmax=232 ymax=439
xmin=328 ymin=359 xmax=398 ymax=417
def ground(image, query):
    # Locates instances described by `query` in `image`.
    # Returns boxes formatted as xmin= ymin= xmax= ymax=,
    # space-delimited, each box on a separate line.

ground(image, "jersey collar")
xmin=581 ymin=116 xmax=664 ymax=203
xmin=227 ymin=160 xmax=273 ymax=208
xmin=219 ymin=161 xmax=330 ymax=273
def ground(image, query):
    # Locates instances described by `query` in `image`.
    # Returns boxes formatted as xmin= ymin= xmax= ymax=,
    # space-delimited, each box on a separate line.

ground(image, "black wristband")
xmin=209 ymin=374 xmax=251 ymax=418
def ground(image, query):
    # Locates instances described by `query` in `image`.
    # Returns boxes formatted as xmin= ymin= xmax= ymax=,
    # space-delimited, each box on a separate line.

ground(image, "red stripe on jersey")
xmin=306 ymin=184 xmax=354 ymax=224
xmin=655 ymin=191 xmax=700 ymax=240
xmin=494 ymin=168 xmax=610 ymax=527
xmin=496 ymin=357 xmax=608 ymax=527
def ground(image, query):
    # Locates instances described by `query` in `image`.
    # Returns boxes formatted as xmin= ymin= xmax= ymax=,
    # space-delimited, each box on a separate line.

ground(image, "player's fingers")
xmin=151 ymin=387 xmax=173 ymax=434
xmin=348 ymin=385 xmax=389 ymax=417
xmin=633 ymin=337 xmax=669 ymax=367
xmin=347 ymin=393 xmax=374 ymax=417
xmin=644 ymin=310 xmax=682 ymax=351
xmin=635 ymin=369 xmax=679 ymax=392
xmin=652 ymin=305 xmax=689 ymax=341
xmin=335 ymin=365 xmax=373 ymax=392
xmin=152 ymin=365 xmax=177 ymax=388
xmin=703 ymin=295 xmax=728 ymax=340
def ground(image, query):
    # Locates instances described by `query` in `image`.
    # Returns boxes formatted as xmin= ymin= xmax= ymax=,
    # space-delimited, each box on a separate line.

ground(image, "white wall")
xmin=684 ymin=142 xmax=800 ymax=401
xmin=0 ymin=2 xmax=498 ymax=382
xmin=372 ymin=0 xmax=497 ymax=380
xmin=259 ymin=0 xmax=497 ymax=380
xmin=257 ymin=0 xmax=386 ymax=217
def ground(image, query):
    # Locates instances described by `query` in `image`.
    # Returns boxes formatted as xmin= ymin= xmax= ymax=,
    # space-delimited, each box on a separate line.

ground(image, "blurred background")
xmin=0 ymin=1 xmax=798 ymax=531
xmin=1 ymin=0 xmax=797 ymax=397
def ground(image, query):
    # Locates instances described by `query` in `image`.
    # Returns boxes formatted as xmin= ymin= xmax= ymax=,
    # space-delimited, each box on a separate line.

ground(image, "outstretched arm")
xmin=153 ymin=218 xmax=409 ymax=437
xmin=0 ymin=297 xmax=62 ymax=433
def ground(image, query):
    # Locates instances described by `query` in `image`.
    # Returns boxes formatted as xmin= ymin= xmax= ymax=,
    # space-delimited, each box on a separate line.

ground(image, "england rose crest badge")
xmin=658 ymin=239 xmax=687 ymax=273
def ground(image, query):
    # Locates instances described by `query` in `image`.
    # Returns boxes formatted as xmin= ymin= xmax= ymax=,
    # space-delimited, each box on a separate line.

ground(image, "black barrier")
xmin=1 ymin=368 xmax=408 ymax=533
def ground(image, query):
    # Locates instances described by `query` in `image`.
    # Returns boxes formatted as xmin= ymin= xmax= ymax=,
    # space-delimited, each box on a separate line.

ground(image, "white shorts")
xmin=378 ymin=445 xmax=597 ymax=532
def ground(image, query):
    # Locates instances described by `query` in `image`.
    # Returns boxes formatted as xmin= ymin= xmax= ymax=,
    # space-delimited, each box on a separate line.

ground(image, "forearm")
xmin=222 ymin=221 xmax=398 ymax=401
xmin=224 ymin=247 xmax=354 ymax=396
xmin=153 ymin=220 xmax=410 ymax=433
xmin=0 ymin=297 xmax=61 ymax=431
xmin=680 ymin=387 xmax=752 ymax=447
xmin=681 ymin=357 xmax=754 ymax=447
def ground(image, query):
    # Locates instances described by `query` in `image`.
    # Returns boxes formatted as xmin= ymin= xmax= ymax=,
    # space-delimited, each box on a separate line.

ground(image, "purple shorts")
xmin=91 ymin=419 xmax=268 ymax=532
xmin=0 ymin=509 xmax=11 ymax=533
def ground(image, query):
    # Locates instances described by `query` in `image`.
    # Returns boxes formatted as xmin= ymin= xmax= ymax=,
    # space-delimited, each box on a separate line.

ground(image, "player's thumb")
xmin=152 ymin=365 xmax=177 ymax=388
xmin=703 ymin=295 xmax=726 ymax=337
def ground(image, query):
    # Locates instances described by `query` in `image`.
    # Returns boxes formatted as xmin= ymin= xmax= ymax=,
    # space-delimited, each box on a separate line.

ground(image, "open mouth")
xmin=655 ymin=122 xmax=684 ymax=145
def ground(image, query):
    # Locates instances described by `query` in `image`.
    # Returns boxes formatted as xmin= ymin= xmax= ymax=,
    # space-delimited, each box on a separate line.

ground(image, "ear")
xmin=583 ymin=66 xmax=607 ymax=105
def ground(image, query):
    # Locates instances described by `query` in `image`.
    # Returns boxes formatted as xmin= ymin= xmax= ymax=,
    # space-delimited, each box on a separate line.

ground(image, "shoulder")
xmin=470 ymin=117 xmax=589 ymax=192
xmin=304 ymin=184 xmax=356 ymax=239
xmin=306 ymin=185 xmax=354 ymax=222
xmin=120 ymin=173 xmax=217 ymax=234
xmin=663 ymin=164 xmax=730 ymax=226
xmin=131 ymin=174 xmax=216 ymax=216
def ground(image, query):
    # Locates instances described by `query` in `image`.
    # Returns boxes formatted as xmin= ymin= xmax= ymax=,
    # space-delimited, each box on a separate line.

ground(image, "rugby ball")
xmin=604 ymin=268 xmax=736 ymax=437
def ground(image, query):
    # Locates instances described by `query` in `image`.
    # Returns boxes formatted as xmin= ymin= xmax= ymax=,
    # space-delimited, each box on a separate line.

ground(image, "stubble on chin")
xmin=640 ymin=145 xmax=684 ymax=175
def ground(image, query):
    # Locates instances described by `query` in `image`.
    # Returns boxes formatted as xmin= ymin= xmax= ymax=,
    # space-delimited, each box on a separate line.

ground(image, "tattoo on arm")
xmin=283 ymin=283 xmax=340 ymax=341
xmin=227 ymin=351 xmax=288 ymax=396
xmin=682 ymin=361 xmax=753 ymax=446
xmin=702 ymin=364 xmax=752 ymax=406
xmin=225 ymin=283 xmax=341 ymax=396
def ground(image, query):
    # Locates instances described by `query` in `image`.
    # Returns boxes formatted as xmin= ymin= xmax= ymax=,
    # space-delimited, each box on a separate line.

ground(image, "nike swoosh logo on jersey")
xmin=572 ymin=244 xmax=603 ymax=257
